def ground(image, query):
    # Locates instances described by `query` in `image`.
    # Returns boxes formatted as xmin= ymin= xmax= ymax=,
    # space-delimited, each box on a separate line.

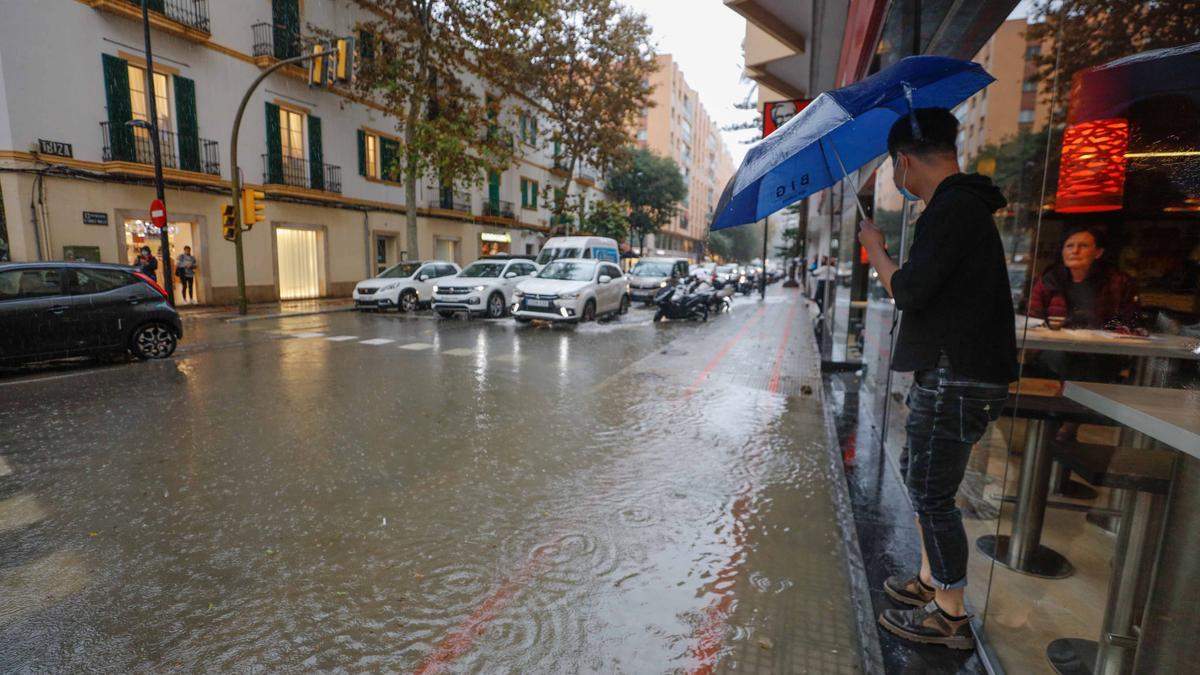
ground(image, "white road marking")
xmin=0 ymin=368 xmax=112 ymax=388
xmin=325 ymin=335 xmax=359 ymax=342
xmin=0 ymin=494 xmax=48 ymax=532
xmin=0 ymin=456 xmax=11 ymax=477
xmin=442 ymin=348 xmax=475 ymax=356
xmin=359 ymin=338 xmax=395 ymax=346
xmin=492 ymin=354 xmax=522 ymax=363
xmin=399 ymin=343 xmax=434 ymax=351
xmin=0 ymin=550 xmax=89 ymax=625
xmin=290 ymin=332 xmax=326 ymax=339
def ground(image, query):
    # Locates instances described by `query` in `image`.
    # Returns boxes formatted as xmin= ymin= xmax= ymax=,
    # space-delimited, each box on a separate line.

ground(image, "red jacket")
xmin=1027 ymin=265 xmax=1139 ymax=329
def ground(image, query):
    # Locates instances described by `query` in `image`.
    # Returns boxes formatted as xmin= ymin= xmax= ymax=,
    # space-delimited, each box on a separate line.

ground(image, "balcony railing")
xmin=483 ymin=199 xmax=516 ymax=220
xmin=427 ymin=187 xmax=471 ymax=213
xmin=125 ymin=0 xmax=210 ymax=33
xmin=101 ymin=121 xmax=220 ymax=176
xmin=578 ymin=166 xmax=600 ymax=182
xmin=252 ymin=21 xmax=301 ymax=61
xmin=263 ymin=154 xmax=342 ymax=194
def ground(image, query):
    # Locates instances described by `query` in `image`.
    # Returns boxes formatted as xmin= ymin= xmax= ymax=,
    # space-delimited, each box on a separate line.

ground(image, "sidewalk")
xmin=176 ymin=297 xmax=355 ymax=322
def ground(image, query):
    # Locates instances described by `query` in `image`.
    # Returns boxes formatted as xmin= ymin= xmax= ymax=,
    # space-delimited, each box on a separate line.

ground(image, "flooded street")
xmin=0 ymin=289 xmax=867 ymax=673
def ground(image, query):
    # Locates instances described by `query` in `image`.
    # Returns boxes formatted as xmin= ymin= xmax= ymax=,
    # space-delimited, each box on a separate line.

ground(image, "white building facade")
xmin=0 ymin=0 xmax=607 ymax=304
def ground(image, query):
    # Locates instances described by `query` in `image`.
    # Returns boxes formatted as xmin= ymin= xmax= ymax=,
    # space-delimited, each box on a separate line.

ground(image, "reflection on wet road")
xmin=0 ymin=290 xmax=864 ymax=672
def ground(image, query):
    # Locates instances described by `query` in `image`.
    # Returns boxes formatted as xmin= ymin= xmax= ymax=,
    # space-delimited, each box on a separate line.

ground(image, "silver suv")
xmin=626 ymin=257 xmax=689 ymax=304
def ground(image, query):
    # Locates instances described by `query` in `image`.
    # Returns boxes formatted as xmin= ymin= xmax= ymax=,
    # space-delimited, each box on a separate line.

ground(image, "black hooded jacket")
xmin=890 ymin=173 xmax=1018 ymax=384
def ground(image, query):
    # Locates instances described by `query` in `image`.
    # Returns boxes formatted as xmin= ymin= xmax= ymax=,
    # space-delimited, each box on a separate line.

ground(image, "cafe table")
xmin=1049 ymin=382 xmax=1200 ymax=675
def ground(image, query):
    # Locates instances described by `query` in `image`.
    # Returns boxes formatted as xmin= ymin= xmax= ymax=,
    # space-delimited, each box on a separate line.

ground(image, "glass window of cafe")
xmin=866 ymin=7 xmax=1200 ymax=674
xmin=480 ymin=231 xmax=511 ymax=257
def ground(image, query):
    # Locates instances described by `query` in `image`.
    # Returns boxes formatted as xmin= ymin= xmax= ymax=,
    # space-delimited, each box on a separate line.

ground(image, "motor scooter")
xmin=652 ymin=283 xmax=709 ymax=322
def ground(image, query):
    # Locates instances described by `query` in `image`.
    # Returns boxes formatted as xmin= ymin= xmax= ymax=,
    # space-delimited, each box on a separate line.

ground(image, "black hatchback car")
xmin=0 ymin=261 xmax=182 ymax=365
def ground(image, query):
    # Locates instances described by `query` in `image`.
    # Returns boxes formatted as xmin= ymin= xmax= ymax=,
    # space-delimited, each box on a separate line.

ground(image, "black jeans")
xmin=179 ymin=276 xmax=194 ymax=300
xmin=901 ymin=365 xmax=1007 ymax=589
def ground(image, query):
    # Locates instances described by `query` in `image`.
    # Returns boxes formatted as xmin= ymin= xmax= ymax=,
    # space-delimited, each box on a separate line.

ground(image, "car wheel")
xmin=619 ymin=295 xmax=630 ymax=315
xmin=399 ymin=290 xmax=418 ymax=313
xmin=437 ymin=310 xmax=456 ymax=318
xmin=486 ymin=293 xmax=506 ymax=319
xmin=130 ymin=322 xmax=177 ymax=360
xmin=581 ymin=300 xmax=596 ymax=322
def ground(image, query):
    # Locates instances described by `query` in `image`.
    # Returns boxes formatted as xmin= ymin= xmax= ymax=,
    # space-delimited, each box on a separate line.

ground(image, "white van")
xmin=534 ymin=236 xmax=620 ymax=268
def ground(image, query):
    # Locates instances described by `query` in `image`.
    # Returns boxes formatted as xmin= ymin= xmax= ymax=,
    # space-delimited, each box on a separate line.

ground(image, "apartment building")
xmin=955 ymin=18 xmax=1053 ymax=164
xmin=635 ymin=54 xmax=734 ymax=261
xmin=0 ymin=0 xmax=607 ymax=304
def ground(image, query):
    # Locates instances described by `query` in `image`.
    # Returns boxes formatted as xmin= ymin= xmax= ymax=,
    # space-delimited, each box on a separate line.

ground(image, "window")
xmin=280 ymin=108 xmax=304 ymax=159
xmin=128 ymin=64 xmax=170 ymax=131
xmin=519 ymin=114 xmax=538 ymax=145
xmin=70 ymin=268 xmax=133 ymax=295
xmin=417 ymin=265 xmax=437 ymax=279
xmin=1025 ymin=44 xmax=1041 ymax=58
xmin=521 ymin=178 xmax=539 ymax=209
xmin=1022 ymin=80 xmax=1037 ymax=92
xmin=0 ymin=268 xmax=63 ymax=300
xmin=365 ymin=133 xmax=378 ymax=178
xmin=602 ymin=264 xmax=622 ymax=279
xmin=436 ymin=265 xmax=458 ymax=277
xmin=1019 ymin=109 xmax=1036 ymax=124
xmin=637 ymin=129 xmax=647 ymax=141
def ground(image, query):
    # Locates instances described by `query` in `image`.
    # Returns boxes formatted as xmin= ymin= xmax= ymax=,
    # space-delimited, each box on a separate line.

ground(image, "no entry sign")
xmin=150 ymin=199 xmax=166 ymax=229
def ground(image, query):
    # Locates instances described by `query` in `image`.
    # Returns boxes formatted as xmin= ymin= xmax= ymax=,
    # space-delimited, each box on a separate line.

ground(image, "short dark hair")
xmin=1061 ymin=224 xmax=1106 ymax=250
xmin=887 ymin=108 xmax=959 ymax=159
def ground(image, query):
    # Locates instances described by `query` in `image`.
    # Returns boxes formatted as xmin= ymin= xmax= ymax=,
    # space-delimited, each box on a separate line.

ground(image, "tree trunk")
xmin=404 ymin=110 xmax=420 ymax=260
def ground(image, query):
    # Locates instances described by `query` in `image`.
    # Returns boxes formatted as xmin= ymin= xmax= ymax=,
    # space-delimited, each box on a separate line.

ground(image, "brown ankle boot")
xmin=883 ymin=575 xmax=935 ymax=608
xmin=879 ymin=601 xmax=975 ymax=650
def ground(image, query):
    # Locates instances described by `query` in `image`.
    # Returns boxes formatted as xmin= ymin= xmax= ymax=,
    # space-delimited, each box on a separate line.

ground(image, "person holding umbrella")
xmin=858 ymin=108 xmax=1017 ymax=650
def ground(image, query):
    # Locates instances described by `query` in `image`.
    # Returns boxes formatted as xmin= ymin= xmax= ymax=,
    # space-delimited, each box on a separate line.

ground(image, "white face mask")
xmin=894 ymin=156 xmax=919 ymax=202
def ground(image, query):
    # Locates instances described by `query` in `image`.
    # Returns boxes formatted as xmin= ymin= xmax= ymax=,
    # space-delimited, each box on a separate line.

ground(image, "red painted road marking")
xmin=681 ymin=305 xmax=768 ymax=400
xmin=689 ymin=291 xmax=803 ymax=673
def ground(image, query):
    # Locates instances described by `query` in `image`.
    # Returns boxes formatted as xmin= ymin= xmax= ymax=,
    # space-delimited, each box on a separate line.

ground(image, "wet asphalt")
xmin=0 ymin=289 xmax=863 ymax=673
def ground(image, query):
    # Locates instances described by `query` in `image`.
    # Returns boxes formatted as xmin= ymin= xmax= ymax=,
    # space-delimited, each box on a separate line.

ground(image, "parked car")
xmin=627 ymin=257 xmax=689 ymax=304
xmin=353 ymin=260 xmax=460 ymax=312
xmin=512 ymin=259 xmax=629 ymax=323
xmin=431 ymin=256 xmax=538 ymax=318
xmin=533 ymin=236 xmax=620 ymax=267
xmin=714 ymin=264 xmax=739 ymax=283
xmin=0 ymin=262 xmax=182 ymax=364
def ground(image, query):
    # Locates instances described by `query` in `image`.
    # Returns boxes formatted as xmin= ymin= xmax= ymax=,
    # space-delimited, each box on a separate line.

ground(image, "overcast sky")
xmin=622 ymin=0 xmax=1039 ymax=168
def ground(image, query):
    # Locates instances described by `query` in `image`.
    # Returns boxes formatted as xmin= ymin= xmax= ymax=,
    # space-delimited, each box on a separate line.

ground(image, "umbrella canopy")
xmin=710 ymin=56 xmax=995 ymax=231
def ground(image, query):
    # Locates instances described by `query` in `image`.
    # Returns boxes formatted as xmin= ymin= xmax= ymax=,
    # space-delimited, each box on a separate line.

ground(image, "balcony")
xmin=101 ymin=121 xmax=220 ymax=176
xmin=578 ymin=166 xmax=600 ymax=184
xmin=252 ymin=21 xmax=303 ymax=68
xmin=482 ymin=200 xmax=516 ymax=220
xmin=84 ymin=0 xmax=210 ymax=42
xmin=262 ymin=154 xmax=342 ymax=194
xmin=426 ymin=187 xmax=472 ymax=213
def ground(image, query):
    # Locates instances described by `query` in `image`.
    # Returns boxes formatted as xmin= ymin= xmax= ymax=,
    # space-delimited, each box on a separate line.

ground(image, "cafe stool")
xmin=977 ymin=395 xmax=1117 ymax=579
xmin=1045 ymin=442 xmax=1175 ymax=675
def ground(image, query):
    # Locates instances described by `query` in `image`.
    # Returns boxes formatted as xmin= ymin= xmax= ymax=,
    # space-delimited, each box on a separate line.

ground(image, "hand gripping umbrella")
xmin=709 ymin=55 xmax=995 ymax=232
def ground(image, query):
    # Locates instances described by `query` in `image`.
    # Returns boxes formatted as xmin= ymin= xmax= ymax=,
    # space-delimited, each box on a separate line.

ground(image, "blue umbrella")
xmin=710 ymin=55 xmax=995 ymax=231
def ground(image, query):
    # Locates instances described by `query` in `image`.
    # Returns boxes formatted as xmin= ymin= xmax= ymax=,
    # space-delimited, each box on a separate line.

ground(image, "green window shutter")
xmin=264 ymin=102 xmax=282 ymax=184
xmin=380 ymin=138 xmax=399 ymax=181
xmin=531 ymin=117 xmax=538 ymax=141
xmin=272 ymin=0 xmax=300 ymax=59
xmin=531 ymin=181 xmax=538 ymax=209
xmin=308 ymin=115 xmax=324 ymax=191
xmin=357 ymin=130 xmax=366 ymax=176
xmin=519 ymin=116 xmax=527 ymax=144
xmin=102 ymin=54 xmax=134 ymax=162
xmin=147 ymin=0 xmax=165 ymax=13
xmin=358 ymin=30 xmax=375 ymax=64
xmin=488 ymin=171 xmax=500 ymax=207
xmin=174 ymin=76 xmax=200 ymax=172
xmin=520 ymin=179 xmax=528 ymax=208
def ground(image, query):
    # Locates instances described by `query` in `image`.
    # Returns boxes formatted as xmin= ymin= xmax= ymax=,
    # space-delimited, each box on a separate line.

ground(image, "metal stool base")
xmin=1047 ymin=637 xmax=1098 ymax=675
xmin=976 ymin=534 xmax=1074 ymax=578
xmin=1055 ymin=480 xmax=1099 ymax=500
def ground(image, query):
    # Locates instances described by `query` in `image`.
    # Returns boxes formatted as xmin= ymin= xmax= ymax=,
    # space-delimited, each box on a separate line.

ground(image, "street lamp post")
xmin=140 ymin=0 xmax=174 ymax=305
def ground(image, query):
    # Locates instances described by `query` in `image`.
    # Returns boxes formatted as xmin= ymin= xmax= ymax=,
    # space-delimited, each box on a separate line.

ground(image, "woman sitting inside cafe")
xmin=1027 ymin=225 xmax=1142 ymax=438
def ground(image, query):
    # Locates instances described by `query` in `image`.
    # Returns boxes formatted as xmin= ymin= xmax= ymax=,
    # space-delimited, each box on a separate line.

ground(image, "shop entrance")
xmin=434 ymin=237 xmax=459 ymax=265
xmin=276 ymin=226 xmax=324 ymax=300
xmin=123 ymin=218 xmax=203 ymax=304
xmin=374 ymin=234 xmax=399 ymax=275
xmin=480 ymin=231 xmax=512 ymax=257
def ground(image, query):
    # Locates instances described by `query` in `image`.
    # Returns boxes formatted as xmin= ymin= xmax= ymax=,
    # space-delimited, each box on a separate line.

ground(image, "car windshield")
xmin=538 ymin=261 xmax=595 ymax=281
xmin=460 ymin=262 xmax=505 ymax=278
xmin=379 ymin=262 xmax=421 ymax=279
xmin=717 ymin=265 xmax=737 ymax=274
xmin=632 ymin=262 xmax=673 ymax=277
xmin=535 ymin=247 xmax=582 ymax=265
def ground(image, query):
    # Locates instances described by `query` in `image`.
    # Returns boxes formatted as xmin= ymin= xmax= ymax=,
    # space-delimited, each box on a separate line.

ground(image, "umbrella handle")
xmin=822 ymin=137 xmax=872 ymax=224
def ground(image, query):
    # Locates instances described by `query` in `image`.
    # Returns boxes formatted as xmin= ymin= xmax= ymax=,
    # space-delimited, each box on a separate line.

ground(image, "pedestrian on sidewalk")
xmin=176 ymin=246 xmax=198 ymax=304
xmin=812 ymin=257 xmax=837 ymax=314
xmin=136 ymin=246 xmax=158 ymax=282
xmin=857 ymin=107 xmax=1017 ymax=651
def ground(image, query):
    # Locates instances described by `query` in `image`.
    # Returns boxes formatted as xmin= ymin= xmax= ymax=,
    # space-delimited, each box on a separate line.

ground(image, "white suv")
xmin=431 ymin=257 xmax=538 ymax=318
xmin=513 ymin=259 xmax=629 ymax=323
xmin=353 ymin=260 xmax=460 ymax=312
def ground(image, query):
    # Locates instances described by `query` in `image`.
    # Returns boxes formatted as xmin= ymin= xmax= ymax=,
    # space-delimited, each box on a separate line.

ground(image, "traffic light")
xmin=241 ymin=188 xmax=266 ymax=230
xmin=222 ymin=204 xmax=236 ymax=241
xmin=308 ymin=43 xmax=326 ymax=87
xmin=334 ymin=37 xmax=354 ymax=83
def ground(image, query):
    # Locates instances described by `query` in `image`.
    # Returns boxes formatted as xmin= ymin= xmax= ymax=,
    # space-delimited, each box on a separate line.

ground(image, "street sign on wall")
xmin=82 ymin=211 xmax=109 ymax=226
xmin=763 ymin=99 xmax=813 ymax=137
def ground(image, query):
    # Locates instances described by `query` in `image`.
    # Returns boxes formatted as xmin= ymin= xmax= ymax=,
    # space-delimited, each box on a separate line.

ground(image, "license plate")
xmin=527 ymin=299 xmax=550 ymax=308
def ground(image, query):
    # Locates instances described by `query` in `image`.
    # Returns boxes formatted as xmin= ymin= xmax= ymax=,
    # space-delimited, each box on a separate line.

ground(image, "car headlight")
xmin=382 ymin=282 xmax=400 ymax=291
xmin=432 ymin=285 xmax=439 ymax=294
xmin=559 ymin=291 xmax=579 ymax=299
xmin=513 ymin=289 xmax=524 ymax=298
xmin=473 ymin=285 xmax=486 ymax=292
xmin=740 ymin=275 xmax=746 ymax=283
xmin=659 ymin=280 xmax=668 ymax=287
